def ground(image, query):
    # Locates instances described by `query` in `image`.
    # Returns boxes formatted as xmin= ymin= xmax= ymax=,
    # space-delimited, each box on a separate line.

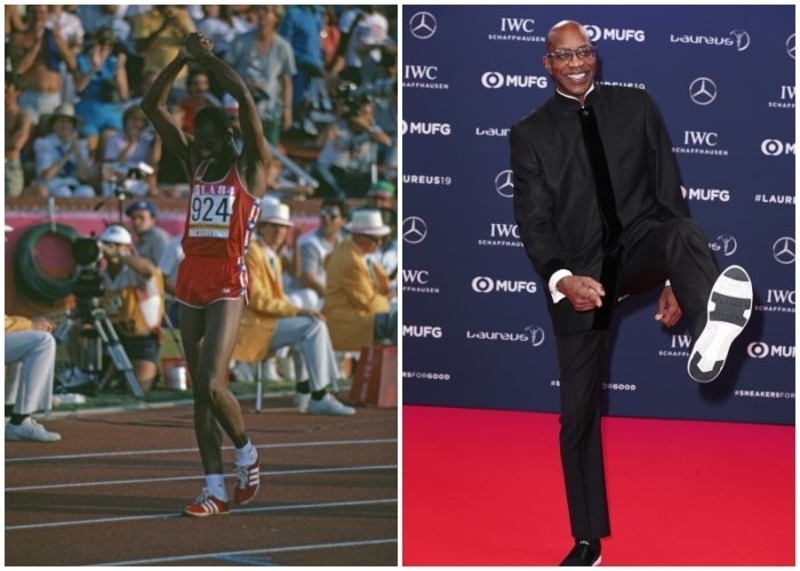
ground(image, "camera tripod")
xmin=57 ymin=306 xmax=145 ymax=399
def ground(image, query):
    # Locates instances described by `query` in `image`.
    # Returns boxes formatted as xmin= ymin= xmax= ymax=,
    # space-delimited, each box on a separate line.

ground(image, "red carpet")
xmin=402 ymin=405 xmax=795 ymax=566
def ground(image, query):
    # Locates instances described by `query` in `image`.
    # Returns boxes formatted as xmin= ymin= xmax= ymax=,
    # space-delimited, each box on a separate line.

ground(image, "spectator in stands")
xmin=194 ymin=5 xmax=250 ymax=60
xmin=323 ymin=209 xmax=397 ymax=351
xmin=75 ymin=5 xmax=131 ymax=45
xmin=98 ymin=224 xmax=165 ymax=393
xmin=279 ymin=6 xmax=325 ymax=136
xmin=179 ymin=68 xmax=222 ymax=133
xmin=32 ymin=102 xmax=97 ymax=197
xmin=72 ymin=27 xmax=129 ymax=154
xmin=354 ymin=182 xmax=398 ymax=288
xmin=233 ymin=202 xmax=354 ymax=415
xmin=125 ymin=199 xmax=172 ymax=266
xmin=224 ymin=5 xmax=296 ymax=146
xmin=355 ymin=51 xmax=398 ymax=177
xmin=8 ymin=5 xmax=76 ymax=124
xmin=98 ymin=105 xmax=160 ymax=197
xmin=131 ymin=6 xmax=195 ymax=90
xmin=292 ymin=198 xmax=347 ymax=306
xmin=5 ymin=312 xmax=61 ymax=442
xmin=312 ymin=95 xmax=391 ymax=199
xmin=48 ymin=6 xmax=84 ymax=106
xmin=5 ymin=72 xmax=33 ymax=197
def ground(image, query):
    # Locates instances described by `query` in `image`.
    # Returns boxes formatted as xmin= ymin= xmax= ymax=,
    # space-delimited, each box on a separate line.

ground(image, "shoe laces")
xmin=235 ymin=464 xmax=251 ymax=488
xmin=194 ymin=488 xmax=212 ymax=503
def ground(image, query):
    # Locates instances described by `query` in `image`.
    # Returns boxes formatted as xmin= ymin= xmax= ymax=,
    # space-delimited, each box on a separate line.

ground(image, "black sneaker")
xmin=560 ymin=540 xmax=601 ymax=566
xmin=688 ymin=265 xmax=753 ymax=383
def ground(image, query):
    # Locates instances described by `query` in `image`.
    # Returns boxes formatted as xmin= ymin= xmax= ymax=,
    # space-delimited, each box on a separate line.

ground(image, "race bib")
xmin=188 ymin=188 xmax=235 ymax=238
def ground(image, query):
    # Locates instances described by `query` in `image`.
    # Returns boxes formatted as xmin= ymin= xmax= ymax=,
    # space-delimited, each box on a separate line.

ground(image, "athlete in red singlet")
xmin=142 ymin=32 xmax=271 ymax=517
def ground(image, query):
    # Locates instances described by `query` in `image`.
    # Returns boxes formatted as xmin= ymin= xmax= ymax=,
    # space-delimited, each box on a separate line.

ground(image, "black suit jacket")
xmin=510 ymin=85 xmax=689 ymax=335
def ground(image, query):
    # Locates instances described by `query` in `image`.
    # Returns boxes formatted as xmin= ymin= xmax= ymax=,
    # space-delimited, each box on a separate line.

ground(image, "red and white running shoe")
xmin=233 ymin=454 xmax=260 ymax=505
xmin=182 ymin=489 xmax=230 ymax=517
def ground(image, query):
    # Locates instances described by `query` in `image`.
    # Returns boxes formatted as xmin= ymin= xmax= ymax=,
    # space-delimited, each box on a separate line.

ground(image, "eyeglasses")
xmin=320 ymin=209 xmax=341 ymax=218
xmin=545 ymin=46 xmax=597 ymax=63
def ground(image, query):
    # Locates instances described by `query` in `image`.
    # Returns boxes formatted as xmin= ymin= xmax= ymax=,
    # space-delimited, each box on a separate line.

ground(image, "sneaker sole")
xmin=182 ymin=508 xmax=230 ymax=517
xmin=688 ymin=265 xmax=753 ymax=383
xmin=594 ymin=555 xmax=602 ymax=566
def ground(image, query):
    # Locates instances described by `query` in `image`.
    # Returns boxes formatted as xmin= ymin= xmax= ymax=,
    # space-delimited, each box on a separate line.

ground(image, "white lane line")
xmin=7 ymin=498 xmax=398 ymax=532
xmin=97 ymin=538 xmax=398 ymax=566
xmin=6 ymin=438 xmax=398 ymax=464
xmin=7 ymin=464 xmax=397 ymax=492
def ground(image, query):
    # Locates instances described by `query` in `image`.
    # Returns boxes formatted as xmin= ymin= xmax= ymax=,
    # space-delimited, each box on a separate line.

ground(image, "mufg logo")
xmin=409 ymin=11 xmax=437 ymax=40
xmin=761 ymin=139 xmax=795 ymax=156
xmin=583 ymin=24 xmax=645 ymax=42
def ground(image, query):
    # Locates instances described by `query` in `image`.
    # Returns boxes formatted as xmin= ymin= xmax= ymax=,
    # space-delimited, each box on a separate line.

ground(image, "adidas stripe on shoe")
xmin=233 ymin=454 xmax=260 ymax=505
xmin=183 ymin=489 xmax=230 ymax=517
xmin=688 ymin=265 xmax=753 ymax=383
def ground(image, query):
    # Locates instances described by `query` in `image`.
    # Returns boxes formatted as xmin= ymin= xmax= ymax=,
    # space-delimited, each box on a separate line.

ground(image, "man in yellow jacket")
xmin=232 ymin=202 xmax=355 ymax=415
xmin=5 ymin=313 xmax=61 ymax=442
xmin=323 ymin=209 xmax=397 ymax=351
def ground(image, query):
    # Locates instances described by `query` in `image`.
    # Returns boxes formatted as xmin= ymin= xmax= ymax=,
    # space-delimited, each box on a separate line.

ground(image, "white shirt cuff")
xmin=664 ymin=279 xmax=671 ymax=287
xmin=548 ymin=269 xmax=573 ymax=304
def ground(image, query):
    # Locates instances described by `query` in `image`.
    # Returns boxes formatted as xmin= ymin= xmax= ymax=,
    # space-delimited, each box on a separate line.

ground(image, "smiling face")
xmin=542 ymin=21 xmax=597 ymax=103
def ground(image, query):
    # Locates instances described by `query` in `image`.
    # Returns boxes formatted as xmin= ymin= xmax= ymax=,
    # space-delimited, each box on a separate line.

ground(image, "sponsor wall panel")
xmin=402 ymin=5 xmax=795 ymax=425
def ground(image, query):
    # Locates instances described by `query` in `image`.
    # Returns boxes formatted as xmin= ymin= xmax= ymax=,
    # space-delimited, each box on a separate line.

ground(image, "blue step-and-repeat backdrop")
xmin=401 ymin=5 xmax=795 ymax=425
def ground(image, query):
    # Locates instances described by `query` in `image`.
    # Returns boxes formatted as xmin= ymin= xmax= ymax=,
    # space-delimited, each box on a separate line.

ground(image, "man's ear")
xmin=542 ymin=55 xmax=552 ymax=75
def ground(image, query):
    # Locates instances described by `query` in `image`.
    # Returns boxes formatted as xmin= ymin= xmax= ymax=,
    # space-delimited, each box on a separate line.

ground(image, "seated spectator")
xmin=98 ymin=105 xmax=160 ymax=197
xmin=353 ymin=184 xmax=399 ymax=290
xmin=5 ymin=72 xmax=33 ymax=197
xmin=287 ymin=198 xmax=347 ymax=308
xmin=125 ymin=199 xmax=172 ymax=266
xmin=232 ymin=202 xmax=354 ymax=415
xmin=98 ymin=224 xmax=165 ymax=393
xmin=178 ymin=68 xmax=221 ymax=133
xmin=72 ymin=26 xmax=129 ymax=154
xmin=312 ymin=96 xmax=391 ymax=199
xmin=32 ymin=103 xmax=96 ymax=197
xmin=323 ymin=209 xmax=397 ymax=351
xmin=5 ymin=312 xmax=60 ymax=442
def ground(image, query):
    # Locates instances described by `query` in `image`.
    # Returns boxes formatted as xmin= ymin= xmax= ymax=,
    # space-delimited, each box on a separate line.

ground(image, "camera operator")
xmin=311 ymin=93 xmax=391 ymax=200
xmin=97 ymin=224 xmax=165 ymax=393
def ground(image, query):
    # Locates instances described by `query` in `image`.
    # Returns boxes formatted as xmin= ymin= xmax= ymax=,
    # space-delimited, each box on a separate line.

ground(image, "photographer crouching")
xmin=94 ymin=224 xmax=165 ymax=393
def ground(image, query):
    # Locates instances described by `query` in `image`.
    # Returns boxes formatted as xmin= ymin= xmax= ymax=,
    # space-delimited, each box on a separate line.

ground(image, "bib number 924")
xmin=190 ymin=195 xmax=233 ymax=224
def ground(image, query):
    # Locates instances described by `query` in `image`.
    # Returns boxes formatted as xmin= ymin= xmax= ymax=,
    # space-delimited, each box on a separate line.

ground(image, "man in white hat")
xmin=97 ymin=224 xmax=165 ymax=393
xmin=32 ymin=102 xmax=97 ymax=197
xmin=232 ymin=202 xmax=355 ymax=415
xmin=4 ymin=224 xmax=61 ymax=442
xmin=323 ymin=209 xmax=397 ymax=350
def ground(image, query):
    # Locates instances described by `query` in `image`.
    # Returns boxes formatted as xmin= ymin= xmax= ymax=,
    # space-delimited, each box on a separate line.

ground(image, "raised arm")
xmin=185 ymin=33 xmax=272 ymax=197
xmin=140 ymin=51 xmax=193 ymax=174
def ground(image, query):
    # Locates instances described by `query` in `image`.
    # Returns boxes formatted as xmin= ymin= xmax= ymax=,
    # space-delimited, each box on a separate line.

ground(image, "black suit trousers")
xmin=554 ymin=217 xmax=718 ymax=540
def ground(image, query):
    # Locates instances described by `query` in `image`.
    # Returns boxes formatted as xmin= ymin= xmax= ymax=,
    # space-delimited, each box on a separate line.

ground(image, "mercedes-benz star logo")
xmin=495 ymin=170 xmax=514 ymax=198
xmin=773 ymin=236 xmax=795 ymax=265
xmin=689 ymin=77 xmax=717 ymax=106
xmin=409 ymin=11 xmax=437 ymax=40
xmin=403 ymin=216 xmax=428 ymax=244
xmin=788 ymin=34 xmax=796 ymax=59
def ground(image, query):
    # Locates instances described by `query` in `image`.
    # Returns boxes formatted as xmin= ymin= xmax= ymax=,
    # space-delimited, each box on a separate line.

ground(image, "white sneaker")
xmin=260 ymin=358 xmax=282 ymax=382
xmin=294 ymin=392 xmax=311 ymax=413
xmin=688 ymin=265 xmax=753 ymax=383
xmin=307 ymin=393 xmax=356 ymax=416
xmin=5 ymin=417 xmax=61 ymax=442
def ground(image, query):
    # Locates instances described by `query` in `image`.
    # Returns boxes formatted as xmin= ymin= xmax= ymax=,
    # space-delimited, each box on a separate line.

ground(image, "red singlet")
xmin=175 ymin=160 xmax=261 ymax=307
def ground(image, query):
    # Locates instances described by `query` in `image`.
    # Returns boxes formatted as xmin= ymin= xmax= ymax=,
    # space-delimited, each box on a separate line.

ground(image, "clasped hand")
xmin=558 ymin=275 xmax=605 ymax=312
xmin=180 ymin=32 xmax=214 ymax=61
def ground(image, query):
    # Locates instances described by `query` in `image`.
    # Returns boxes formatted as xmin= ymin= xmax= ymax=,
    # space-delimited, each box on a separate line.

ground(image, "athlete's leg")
xmin=179 ymin=303 xmax=223 ymax=475
xmin=193 ymin=299 xmax=250 ymax=466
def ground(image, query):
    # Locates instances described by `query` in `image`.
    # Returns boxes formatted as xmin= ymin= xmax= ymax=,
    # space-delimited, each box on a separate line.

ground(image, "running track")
xmin=5 ymin=395 xmax=398 ymax=566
